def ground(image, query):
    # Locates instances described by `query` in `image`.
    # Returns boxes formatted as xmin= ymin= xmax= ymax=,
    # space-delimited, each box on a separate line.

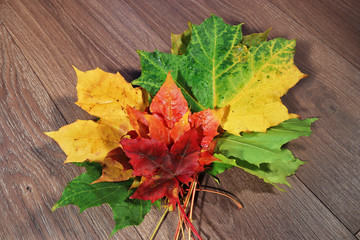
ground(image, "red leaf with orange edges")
xmin=150 ymin=72 xmax=189 ymax=129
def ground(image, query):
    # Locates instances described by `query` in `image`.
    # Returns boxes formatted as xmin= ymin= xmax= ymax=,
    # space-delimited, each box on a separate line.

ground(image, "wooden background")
xmin=1 ymin=0 xmax=359 ymax=239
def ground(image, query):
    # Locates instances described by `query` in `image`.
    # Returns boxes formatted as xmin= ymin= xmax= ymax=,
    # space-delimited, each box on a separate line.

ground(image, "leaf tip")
xmin=289 ymin=113 xmax=301 ymax=119
xmin=309 ymin=117 xmax=319 ymax=123
xmin=264 ymin=27 xmax=272 ymax=37
xmin=51 ymin=204 xmax=59 ymax=212
xmin=63 ymin=158 xmax=73 ymax=164
xmin=44 ymin=131 xmax=53 ymax=137
xmin=72 ymin=66 xmax=82 ymax=76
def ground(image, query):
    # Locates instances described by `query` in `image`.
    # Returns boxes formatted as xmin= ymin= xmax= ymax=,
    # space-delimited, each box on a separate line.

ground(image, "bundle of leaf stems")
xmin=151 ymin=181 xmax=242 ymax=240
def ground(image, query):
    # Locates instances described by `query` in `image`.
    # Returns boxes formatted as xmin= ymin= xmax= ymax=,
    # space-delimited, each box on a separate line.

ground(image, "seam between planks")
xmin=266 ymin=0 xmax=360 ymax=71
xmin=295 ymin=175 xmax=357 ymax=235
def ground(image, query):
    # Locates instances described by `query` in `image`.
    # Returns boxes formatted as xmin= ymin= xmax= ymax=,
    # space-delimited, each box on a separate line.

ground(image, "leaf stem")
xmin=174 ymin=208 xmax=183 ymax=240
xmin=174 ymin=181 xmax=196 ymax=240
xmin=150 ymin=207 xmax=170 ymax=240
xmin=177 ymin=198 xmax=203 ymax=240
xmin=188 ymin=182 xmax=197 ymax=240
xmin=196 ymin=188 xmax=242 ymax=209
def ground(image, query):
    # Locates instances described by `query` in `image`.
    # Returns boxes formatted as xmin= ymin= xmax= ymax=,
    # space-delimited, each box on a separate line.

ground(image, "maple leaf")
xmin=147 ymin=114 xmax=171 ymax=146
xmin=122 ymin=73 xmax=220 ymax=207
xmin=170 ymin=111 xmax=190 ymax=143
xmin=75 ymin=67 xmax=148 ymax=129
xmin=52 ymin=161 xmax=151 ymax=237
xmin=207 ymin=118 xmax=317 ymax=187
xmin=132 ymin=15 xmax=306 ymax=135
xmin=122 ymin=129 xmax=203 ymax=207
xmin=46 ymin=68 xmax=148 ymax=181
xmin=189 ymin=109 xmax=221 ymax=148
xmin=126 ymin=105 xmax=149 ymax=138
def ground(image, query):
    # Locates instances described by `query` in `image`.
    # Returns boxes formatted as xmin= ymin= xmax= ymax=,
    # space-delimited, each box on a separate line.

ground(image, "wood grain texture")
xmin=0 ymin=0 xmax=359 ymax=239
xmin=192 ymin=172 xmax=356 ymax=240
xmin=356 ymin=231 xmax=360 ymax=240
xmin=269 ymin=0 xmax=360 ymax=69
xmin=0 ymin=23 xmax=142 ymax=240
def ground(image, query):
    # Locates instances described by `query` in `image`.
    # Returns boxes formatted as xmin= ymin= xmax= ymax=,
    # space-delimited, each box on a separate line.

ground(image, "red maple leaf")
xmin=121 ymin=128 xmax=202 ymax=206
xmin=121 ymin=72 xmax=220 ymax=207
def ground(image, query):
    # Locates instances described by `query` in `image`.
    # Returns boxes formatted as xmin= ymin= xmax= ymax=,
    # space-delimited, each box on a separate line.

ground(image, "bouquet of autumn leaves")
xmin=46 ymin=15 xmax=316 ymax=239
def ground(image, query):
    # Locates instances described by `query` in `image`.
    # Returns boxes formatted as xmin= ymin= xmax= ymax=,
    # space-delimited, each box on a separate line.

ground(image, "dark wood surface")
xmin=1 ymin=0 xmax=359 ymax=239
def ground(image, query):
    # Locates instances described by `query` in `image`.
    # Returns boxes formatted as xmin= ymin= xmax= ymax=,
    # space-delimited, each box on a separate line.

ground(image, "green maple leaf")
xmin=133 ymin=14 xmax=306 ymax=134
xmin=207 ymin=118 xmax=317 ymax=188
xmin=171 ymin=24 xmax=270 ymax=55
xmin=52 ymin=162 xmax=151 ymax=237
xmin=133 ymin=14 xmax=244 ymax=111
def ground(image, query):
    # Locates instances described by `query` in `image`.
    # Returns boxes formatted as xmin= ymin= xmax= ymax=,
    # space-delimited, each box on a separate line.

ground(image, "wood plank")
xmin=356 ymin=231 xmax=360 ymax=240
xmin=198 ymin=172 xmax=356 ymax=240
xmin=0 ymin=0 xmax=166 ymax=124
xmin=0 ymin=23 xmax=142 ymax=239
xmin=269 ymin=0 xmax=360 ymax=68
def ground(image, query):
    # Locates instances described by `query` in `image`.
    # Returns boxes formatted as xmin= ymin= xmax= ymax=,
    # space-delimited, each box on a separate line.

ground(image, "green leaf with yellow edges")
xmin=133 ymin=15 xmax=306 ymax=134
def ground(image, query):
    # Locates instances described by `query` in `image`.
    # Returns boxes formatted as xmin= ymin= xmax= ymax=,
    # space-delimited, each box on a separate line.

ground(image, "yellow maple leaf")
xmin=45 ymin=120 xmax=124 ymax=163
xmin=46 ymin=68 xmax=148 ymax=165
xmin=74 ymin=67 xmax=148 ymax=129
